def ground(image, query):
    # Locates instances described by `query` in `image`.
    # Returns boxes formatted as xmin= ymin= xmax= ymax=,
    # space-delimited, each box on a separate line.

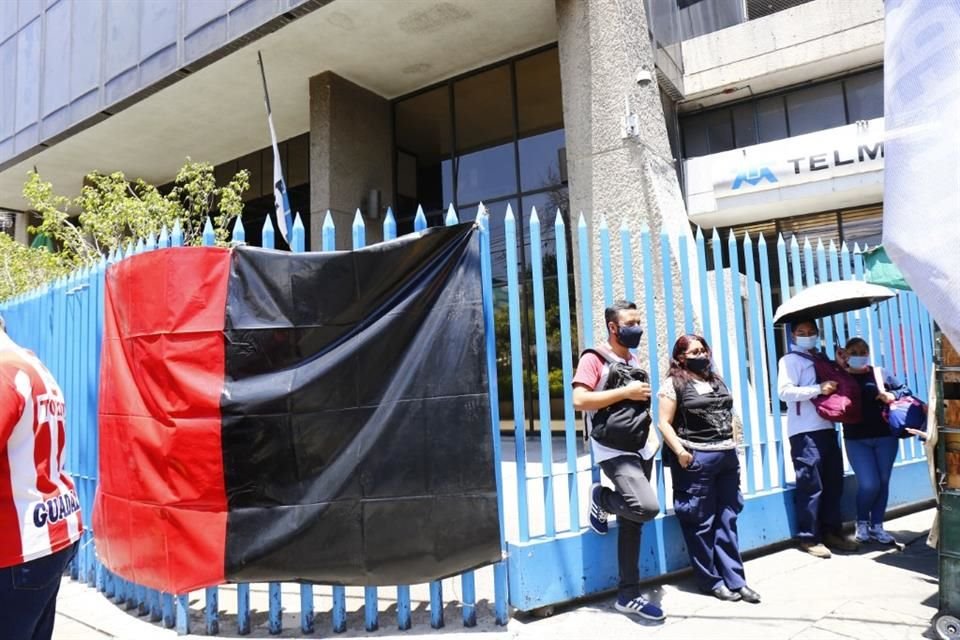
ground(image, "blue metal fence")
xmin=0 ymin=203 xmax=935 ymax=634
xmin=502 ymin=212 xmax=934 ymax=611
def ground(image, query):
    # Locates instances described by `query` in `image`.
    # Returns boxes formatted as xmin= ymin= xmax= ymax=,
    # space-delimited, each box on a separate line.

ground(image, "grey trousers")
xmin=598 ymin=455 xmax=659 ymax=600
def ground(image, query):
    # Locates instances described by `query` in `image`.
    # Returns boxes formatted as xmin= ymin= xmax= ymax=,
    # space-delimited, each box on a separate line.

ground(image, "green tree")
xmin=0 ymin=232 xmax=71 ymax=301
xmin=0 ymin=160 xmax=250 ymax=301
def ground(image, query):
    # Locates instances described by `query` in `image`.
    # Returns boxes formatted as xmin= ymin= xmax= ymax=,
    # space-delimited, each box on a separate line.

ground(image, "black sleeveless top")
xmin=673 ymin=377 xmax=735 ymax=445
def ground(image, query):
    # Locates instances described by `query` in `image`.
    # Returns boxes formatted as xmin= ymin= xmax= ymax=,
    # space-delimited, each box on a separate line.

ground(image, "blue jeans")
xmin=669 ymin=449 xmax=746 ymax=592
xmin=0 ymin=543 xmax=77 ymax=640
xmin=844 ymin=436 xmax=899 ymax=525
xmin=789 ymin=429 xmax=844 ymax=543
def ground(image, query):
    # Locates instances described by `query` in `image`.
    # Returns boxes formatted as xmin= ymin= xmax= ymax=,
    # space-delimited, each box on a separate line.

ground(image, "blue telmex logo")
xmin=731 ymin=167 xmax=778 ymax=190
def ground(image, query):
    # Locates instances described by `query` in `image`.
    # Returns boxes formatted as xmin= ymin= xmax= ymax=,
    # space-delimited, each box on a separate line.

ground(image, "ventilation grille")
xmin=746 ymin=0 xmax=816 ymax=20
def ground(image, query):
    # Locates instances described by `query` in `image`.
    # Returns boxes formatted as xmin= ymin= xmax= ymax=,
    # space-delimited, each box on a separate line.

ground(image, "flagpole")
xmin=257 ymin=51 xmax=272 ymax=116
xmin=257 ymin=51 xmax=293 ymax=245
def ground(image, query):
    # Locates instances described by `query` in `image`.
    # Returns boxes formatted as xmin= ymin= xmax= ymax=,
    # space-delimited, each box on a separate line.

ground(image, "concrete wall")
xmin=309 ymin=72 xmax=393 ymax=251
xmin=0 ymin=0 xmax=321 ymax=172
xmin=680 ymin=0 xmax=884 ymax=112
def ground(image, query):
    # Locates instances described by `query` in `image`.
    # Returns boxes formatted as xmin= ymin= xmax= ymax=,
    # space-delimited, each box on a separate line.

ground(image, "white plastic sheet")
xmin=883 ymin=0 xmax=960 ymax=348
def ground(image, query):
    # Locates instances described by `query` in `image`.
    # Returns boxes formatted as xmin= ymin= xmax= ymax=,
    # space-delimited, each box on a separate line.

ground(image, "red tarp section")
xmin=93 ymin=248 xmax=230 ymax=593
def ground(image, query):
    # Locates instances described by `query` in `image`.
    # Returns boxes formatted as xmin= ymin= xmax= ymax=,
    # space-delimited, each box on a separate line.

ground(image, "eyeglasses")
xmin=684 ymin=348 xmax=708 ymax=357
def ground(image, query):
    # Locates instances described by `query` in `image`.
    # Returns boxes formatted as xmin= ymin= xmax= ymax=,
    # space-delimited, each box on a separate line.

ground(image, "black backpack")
xmin=581 ymin=348 xmax=652 ymax=452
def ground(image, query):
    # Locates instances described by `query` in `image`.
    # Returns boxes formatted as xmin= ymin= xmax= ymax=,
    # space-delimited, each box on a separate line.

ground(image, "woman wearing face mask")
xmin=656 ymin=335 xmax=760 ymax=603
xmin=835 ymin=337 xmax=902 ymax=545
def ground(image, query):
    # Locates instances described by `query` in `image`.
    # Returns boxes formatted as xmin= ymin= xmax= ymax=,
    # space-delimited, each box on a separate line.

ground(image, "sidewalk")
xmin=54 ymin=508 xmax=941 ymax=639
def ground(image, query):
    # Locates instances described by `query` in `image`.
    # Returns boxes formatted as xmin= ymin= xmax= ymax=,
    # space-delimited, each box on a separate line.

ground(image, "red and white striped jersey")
xmin=0 ymin=345 xmax=82 ymax=568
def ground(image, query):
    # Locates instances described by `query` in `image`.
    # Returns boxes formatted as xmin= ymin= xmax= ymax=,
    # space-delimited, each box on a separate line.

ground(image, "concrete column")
xmin=309 ymin=72 xmax=394 ymax=250
xmin=556 ymin=0 xmax=698 ymax=368
xmin=14 ymin=211 xmax=29 ymax=245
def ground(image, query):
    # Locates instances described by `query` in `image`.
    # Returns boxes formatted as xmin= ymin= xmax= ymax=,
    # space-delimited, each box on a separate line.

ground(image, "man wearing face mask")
xmin=572 ymin=300 xmax=664 ymax=621
xmin=777 ymin=319 xmax=858 ymax=558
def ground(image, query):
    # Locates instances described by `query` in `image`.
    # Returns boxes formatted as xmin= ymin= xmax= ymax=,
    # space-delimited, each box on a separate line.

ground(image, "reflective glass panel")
xmin=732 ymin=102 xmax=758 ymax=148
xmin=682 ymin=114 xmax=710 ymax=157
xmin=519 ymin=129 xmax=566 ymax=193
xmin=456 ymin=143 xmax=516 ymax=205
xmin=704 ymin=108 xmax=734 ymax=153
xmin=454 ymin=65 xmax=513 ymax=152
xmin=844 ymin=70 xmax=883 ymax=122
xmin=454 ymin=66 xmax=516 ymax=203
xmin=516 ymin=48 xmax=563 ymax=136
xmin=756 ymin=96 xmax=788 ymax=143
xmin=786 ymin=81 xmax=846 ymax=136
xmin=395 ymin=86 xmax=454 ymax=215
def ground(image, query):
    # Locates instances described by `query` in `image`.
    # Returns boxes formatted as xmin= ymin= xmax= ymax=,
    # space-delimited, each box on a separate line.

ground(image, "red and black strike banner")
xmin=93 ymin=223 xmax=500 ymax=594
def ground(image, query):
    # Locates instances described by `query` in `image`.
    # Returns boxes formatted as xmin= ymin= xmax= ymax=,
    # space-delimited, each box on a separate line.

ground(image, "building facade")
xmin=0 ymin=0 xmax=886 ymax=261
xmin=1 ymin=0 xmax=886 ymax=410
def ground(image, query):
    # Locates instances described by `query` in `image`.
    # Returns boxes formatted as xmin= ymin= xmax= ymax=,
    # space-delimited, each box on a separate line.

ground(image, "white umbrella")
xmin=773 ymin=280 xmax=896 ymax=325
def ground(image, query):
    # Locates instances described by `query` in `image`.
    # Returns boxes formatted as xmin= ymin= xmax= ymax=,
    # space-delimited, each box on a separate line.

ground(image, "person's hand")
xmin=623 ymin=381 xmax=651 ymax=401
xmin=876 ymin=391 xmax=896 ymax=404
xmin=905 ymin=428 xmax=928 ymax=440
xmin=677 ymin=449 xmax=694 ymax=469
xmin=820 ymin=381 xmax=838 ymax=395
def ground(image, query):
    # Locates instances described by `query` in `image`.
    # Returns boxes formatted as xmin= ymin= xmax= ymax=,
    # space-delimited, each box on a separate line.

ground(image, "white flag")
xmin=883 ymin=0 xmax=960 ymax=348
xmin=267 ymin=111 xmax=292 ymax=244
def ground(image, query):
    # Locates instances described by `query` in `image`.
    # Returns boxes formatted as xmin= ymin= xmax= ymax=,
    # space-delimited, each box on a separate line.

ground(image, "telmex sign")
xmin=713 ymin=121 xmax=885 ymax=198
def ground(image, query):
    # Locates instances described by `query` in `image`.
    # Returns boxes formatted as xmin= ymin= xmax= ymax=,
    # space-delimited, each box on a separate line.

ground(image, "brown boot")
xmin=800 ymin=542 xmax=832 ymax=558
xmin=824 ymin=532 xmax=859 ymax=552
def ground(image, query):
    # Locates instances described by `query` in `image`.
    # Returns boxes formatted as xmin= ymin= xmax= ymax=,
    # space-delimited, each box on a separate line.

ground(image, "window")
xmin=454 ymin=66 xmax=515 ymax=204
xmin=786 ymin=81 xmax=846 ymax=136
xmin=682 ymin=114 xmax=710 ymax=157
xmin=756 ymin=96 xmax=788 ymax=143
xmin=517 ymin=48 xmax=565 ymax=193
xmin=844 ymin=70 xmax=883 ymax=122
xmin=680 ymin=109 xmax=733 ymax=157
xmin=392 ymin=45 xmax=572 ymax=433
xmin=703 ymin=109 xmax=735 ymax=153
xmin=679 ymin=68 xmax=883 ymax=158
xmin=840 ymin=206 xmax=883 ymax=249
xmin=731 ymin=103 xmax=757 ymax=148
xmin=395 ymin=86 xmax=454 ymax=218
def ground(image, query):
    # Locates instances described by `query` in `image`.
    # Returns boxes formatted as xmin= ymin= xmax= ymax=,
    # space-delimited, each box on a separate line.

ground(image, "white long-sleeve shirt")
xmin=777 ymin=346 xmax=835 ymax=437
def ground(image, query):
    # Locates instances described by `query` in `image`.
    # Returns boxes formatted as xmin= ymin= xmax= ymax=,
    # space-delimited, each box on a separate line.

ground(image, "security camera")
xmin=635 ymin=68 xmax=653 ymax=85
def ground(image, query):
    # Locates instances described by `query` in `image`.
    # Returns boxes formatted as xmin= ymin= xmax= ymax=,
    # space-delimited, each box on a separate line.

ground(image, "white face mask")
xmin=847 ymin=355 xmax=870 ymax=369
xmin=794 ymin=335 xmax=819 ymax=350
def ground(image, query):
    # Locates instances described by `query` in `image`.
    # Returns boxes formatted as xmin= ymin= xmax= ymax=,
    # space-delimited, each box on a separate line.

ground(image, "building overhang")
xmin=0 ymin=0 xmax=556 ymax=210
xmin=678 ymin=0 xmax=884 ymax=114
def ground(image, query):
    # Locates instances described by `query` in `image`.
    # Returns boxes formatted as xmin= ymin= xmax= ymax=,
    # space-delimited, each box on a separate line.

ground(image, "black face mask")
xmin=614 ymin=324 xmax=643 ymax=349
xmin=685 ymin=356 xmax=711 ymax=374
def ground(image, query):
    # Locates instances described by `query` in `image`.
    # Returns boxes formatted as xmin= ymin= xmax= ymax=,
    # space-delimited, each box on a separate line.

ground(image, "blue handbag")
xmin=873 ymin=366 xmax=927 ymax=438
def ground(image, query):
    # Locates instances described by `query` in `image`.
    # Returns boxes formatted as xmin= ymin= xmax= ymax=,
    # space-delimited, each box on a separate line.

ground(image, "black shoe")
xmin=737 ymin=586 xmax=761 ymax=603
xmin=704 ymin=585 xmax=741 ymax=601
